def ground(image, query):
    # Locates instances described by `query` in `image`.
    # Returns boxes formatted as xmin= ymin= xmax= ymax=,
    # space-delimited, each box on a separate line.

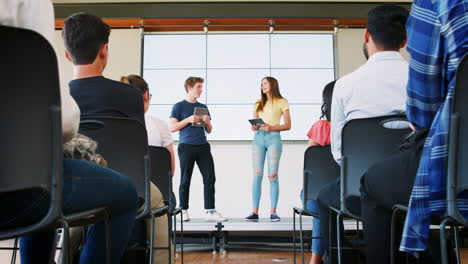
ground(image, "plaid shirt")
xmin=400 ymin=0 xmax=468 ymax=256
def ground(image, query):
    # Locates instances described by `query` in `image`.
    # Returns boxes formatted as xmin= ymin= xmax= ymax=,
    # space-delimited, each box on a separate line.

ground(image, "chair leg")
xmin=10 ymin=237 xmax=18 ymax=264
xmin=168 ymin=214 xmax=172 ymax=264
xmin=336 ymin=212 xmax=342 ymax=264
xmin=440 ymin=218 xmax=449 ymax=264
xmin=356 ymin=219 xmax=360 ymax=264
xmin=104 ymin=211 xmax=111 ymax=264
xmin=300 ymin=213 xmax=305 ymax=264
xmin=180 ymin=212 xmax=184 ymax=264
xmin=149 ymin=214 xmax=155 ymax=264
xmin=61 ymin=220 xmax=70 ymax=264
xmin=390 ymin=208 xmax=398 ymax=264
xmin=328 ymin=210 xmax=333 ymax=263
xmin=453 ymin=225 xmax=460 ymax=264
xmin=293 ymin=210 xmax=297 ymax=264
xmin=172 ymin=214 xmax=177 ymax=262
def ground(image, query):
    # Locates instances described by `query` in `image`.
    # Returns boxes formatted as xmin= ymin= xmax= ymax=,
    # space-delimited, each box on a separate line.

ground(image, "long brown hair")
xmin=256 ymin=76 xmax=284 ymax=113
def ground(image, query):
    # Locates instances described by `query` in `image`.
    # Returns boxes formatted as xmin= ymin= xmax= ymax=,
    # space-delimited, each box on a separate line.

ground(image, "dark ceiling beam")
xmin=54 ymin=2 xmax=411 ymax=19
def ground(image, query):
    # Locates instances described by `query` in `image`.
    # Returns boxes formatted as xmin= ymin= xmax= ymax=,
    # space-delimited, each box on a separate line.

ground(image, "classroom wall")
xmin=56 ymin=28 xmax=409 ymax=219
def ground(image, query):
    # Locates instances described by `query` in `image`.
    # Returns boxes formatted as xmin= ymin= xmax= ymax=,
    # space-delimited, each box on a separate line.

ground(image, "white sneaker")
xmin=182 ymin=210 xmax=190 ymax=222
xmin=205 ymin=210 xmax=228 ymax=222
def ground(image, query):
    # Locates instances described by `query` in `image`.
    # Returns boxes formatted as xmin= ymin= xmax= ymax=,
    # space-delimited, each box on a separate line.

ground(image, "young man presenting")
xmin=169 ymin=77 xmax=227 ymax=222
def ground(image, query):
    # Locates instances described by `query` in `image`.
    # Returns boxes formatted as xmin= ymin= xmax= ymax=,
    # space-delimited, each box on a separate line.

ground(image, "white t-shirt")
xmin=0 ymin=0 xmax=80 ymax=143
xmin=331 ymin=51 xmax=408 ymax=163
xmin=145 ymin=114 xmax=173 ymax=147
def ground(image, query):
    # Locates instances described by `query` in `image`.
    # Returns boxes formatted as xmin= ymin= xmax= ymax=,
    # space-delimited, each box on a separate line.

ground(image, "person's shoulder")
xmin=254 ymin=99 xmax=262 ymax=105
xmin=196 ymin=101 xmax=208 ymax=108
xmin=173 ymin=100 xmax=187 ymax=107
xmin=277 ymin=98 xmax=288 ymax=104
xmin=314 ymin=119 xmax=330 ymax=128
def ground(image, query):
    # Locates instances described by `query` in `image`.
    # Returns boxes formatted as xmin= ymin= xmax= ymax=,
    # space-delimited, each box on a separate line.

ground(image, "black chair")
xmin=389 ymin=55 xmax=468 ymax=264
xmin=441 ymin=54 xmax=468 ymax=264
xmin=80 ymin=117 xmax=168 ymax=264
xmin=149 ymin=146 xmax=184 ymax=264
xmin=331 ymin=115 xmax=411 ymax=264
xmin=293 ymin=145 xmax=340 ymax=264
xmin=0 ymin=25 xmax=110 ymax=264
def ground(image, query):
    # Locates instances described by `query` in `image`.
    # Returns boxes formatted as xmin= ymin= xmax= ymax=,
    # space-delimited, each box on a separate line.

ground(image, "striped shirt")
xmin=400 ymin=0 xmax=468 ymax=256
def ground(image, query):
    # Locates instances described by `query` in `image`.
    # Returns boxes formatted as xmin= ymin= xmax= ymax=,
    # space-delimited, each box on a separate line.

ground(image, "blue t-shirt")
xmin=170 ymin=100 xmax=210 ymax=145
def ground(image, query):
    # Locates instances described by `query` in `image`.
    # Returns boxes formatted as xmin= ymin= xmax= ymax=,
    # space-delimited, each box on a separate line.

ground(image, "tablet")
xmin=248 ymin=118 xmax=265 ymax=126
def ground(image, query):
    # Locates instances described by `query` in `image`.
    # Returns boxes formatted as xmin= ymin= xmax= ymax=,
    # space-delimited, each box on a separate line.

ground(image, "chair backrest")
xmin=0 ymin=25 xmax=63 ymax=237
xmin=79 ymin=117 xmax=150 ymax=218
xmin=303 ymin=145 xmax=340 ymax=205
xmin=341 ymin=115 xmax=411 ymax=214
xmin=149 ymin=146 xmax=172 ymax=204
xmin=447 ymin=55 xmax=468 ymax=224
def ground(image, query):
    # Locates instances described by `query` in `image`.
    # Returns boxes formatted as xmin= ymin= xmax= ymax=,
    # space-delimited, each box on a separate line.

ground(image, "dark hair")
xmin=320 ymin=80 xmax=336 ymax=121
xmin=62 ymin=12 xmax=111 ymax=65
xmin=256 ymin=77 xmax=284 ymax=113
xmin=367 ymin=4 xmax=409 ymax=50
xmin=184 ymin=77 xmax=204 ymax=92
xmin=120 ymin=75 xmax=149 ymax=94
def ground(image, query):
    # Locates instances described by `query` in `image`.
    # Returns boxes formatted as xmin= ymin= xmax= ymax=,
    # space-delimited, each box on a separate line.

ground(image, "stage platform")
xmin=174 ymin=217 xmax=361 ymax=232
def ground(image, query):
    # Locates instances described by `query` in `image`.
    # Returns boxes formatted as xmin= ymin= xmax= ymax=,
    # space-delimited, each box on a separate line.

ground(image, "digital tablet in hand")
xmin=248 ymin=118 xmax=265 ymax=126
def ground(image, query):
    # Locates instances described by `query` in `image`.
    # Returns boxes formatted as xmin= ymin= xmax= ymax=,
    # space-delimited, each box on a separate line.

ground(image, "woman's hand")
xmin=251 ymin=125 xmax=259 ymax=131
xmin=260 ymin=124 xmax=271 ymax=131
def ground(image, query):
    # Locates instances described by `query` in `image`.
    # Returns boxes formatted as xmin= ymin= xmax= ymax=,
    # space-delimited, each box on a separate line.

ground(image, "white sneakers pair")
xmin=182 ymin=209 xmax=228 ymax=222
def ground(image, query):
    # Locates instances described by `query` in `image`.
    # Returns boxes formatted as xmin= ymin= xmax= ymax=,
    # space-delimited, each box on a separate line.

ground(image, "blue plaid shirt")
xmin=400 ymin=0 xmax=468 ymax=256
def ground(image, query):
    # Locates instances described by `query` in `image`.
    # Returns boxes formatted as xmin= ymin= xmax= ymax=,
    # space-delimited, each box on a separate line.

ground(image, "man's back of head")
xmin=62 ymin=12 xmax=110 ymax=65
xmin=367 ymin=4 xmax=409 ymax=51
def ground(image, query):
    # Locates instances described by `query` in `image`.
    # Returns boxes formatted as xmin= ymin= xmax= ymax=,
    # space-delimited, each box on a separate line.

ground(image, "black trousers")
xmin=360 ymin=143 xmax=423 ymax=264
xmin=178 ymin=143 xmax=216 ymax=210
xmin=317 ymin=177 xmax=361 ymax=262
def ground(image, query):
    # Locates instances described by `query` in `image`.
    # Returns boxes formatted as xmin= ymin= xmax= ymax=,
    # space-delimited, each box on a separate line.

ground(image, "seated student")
xmin=316 ymin=4 xmax=409 ymax=261
xmin=0 ymin=1 xmax=139 ymax=264
xmin=360 ymin=0 xmax=468 ymax=263
xmin=301 ymin=80 xmax=335 ymax=264
xmin=121 ymin=74 xmax=176 ymax=263
xmin=62 ymin=13 xmax=174 ymax=264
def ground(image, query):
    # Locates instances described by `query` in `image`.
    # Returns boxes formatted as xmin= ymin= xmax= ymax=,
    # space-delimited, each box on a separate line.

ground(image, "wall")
xmin=55 ymin=29 xmax=141 ymax=82
xmin=56 ymin=28 xmax=409 ymax=219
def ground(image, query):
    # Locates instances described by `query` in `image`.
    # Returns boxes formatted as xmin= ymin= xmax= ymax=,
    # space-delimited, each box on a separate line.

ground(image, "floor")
xmin=1 ymin=239 xmax=468 ymax=263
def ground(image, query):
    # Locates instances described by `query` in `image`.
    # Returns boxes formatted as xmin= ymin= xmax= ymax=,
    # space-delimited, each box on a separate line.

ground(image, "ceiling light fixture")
xmin=269 ymin=20 xmax=276 ymax=33
xmin=203 ymin=19 xmax=211 ymax=33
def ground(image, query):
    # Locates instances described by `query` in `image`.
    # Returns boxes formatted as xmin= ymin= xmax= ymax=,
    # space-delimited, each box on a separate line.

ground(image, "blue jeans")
xmin=0 ymin=158 xmax=139 ymax=264
xmin=252 ymin=131 xmax=282 ymax=209
xmin=300 ymin=190 xmax=324 ymax=255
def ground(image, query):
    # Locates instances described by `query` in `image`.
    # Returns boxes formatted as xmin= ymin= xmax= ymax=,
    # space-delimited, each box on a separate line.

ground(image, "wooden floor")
xmin=178 ymin=249 xmax=468 ymax=264
xmin=2 ymin=239 xmax=468 ymax=264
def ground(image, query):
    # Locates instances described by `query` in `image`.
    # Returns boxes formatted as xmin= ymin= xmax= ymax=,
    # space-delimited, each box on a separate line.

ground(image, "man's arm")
xmin=169 ymin=116 xmax=198 ymax=132
xmin=20 ymin=0 xmax=80 ymax=143
xmin=330 ymin=80 xmax=346 ymax=164
xmin=202 ymin=115 xmax=212 ymax=134
xmin=405 ymin=11 xmax=444 ymax=129
xmin=166 ymin=144 xmax=176 ymax=177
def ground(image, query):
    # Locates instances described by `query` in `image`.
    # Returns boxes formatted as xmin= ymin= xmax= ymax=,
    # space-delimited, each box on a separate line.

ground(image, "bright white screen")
xmin=143 ymin=33 xmax=335 ymax=140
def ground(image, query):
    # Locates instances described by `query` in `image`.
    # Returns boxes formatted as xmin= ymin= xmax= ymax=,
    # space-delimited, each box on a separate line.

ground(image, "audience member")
xmin=316 ymin=4 xmax=409 ymax=261
xmin=301 ymin=80 xmax=335 ymax=264
xmin=361 ymin=0 xmax=468 ymax=262
xmin=62 ymin=13 xmax=174 ymax=264
xmin=0 ymin=1 xmax=139 ymax=264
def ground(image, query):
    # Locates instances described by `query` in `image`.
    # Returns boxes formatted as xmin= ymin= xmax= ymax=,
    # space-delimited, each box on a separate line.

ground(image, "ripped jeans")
xmin=252 ymin=131 xmax=283 ymax=209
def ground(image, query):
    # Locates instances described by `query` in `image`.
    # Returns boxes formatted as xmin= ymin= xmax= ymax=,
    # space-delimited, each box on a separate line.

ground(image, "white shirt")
xmin=145 ymin=114 xmax=173 ymax=147
xmin=0 ymin=0 xmax=80 ymax=143
xmin=331 ymin=51 xmax=408 ymax=163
